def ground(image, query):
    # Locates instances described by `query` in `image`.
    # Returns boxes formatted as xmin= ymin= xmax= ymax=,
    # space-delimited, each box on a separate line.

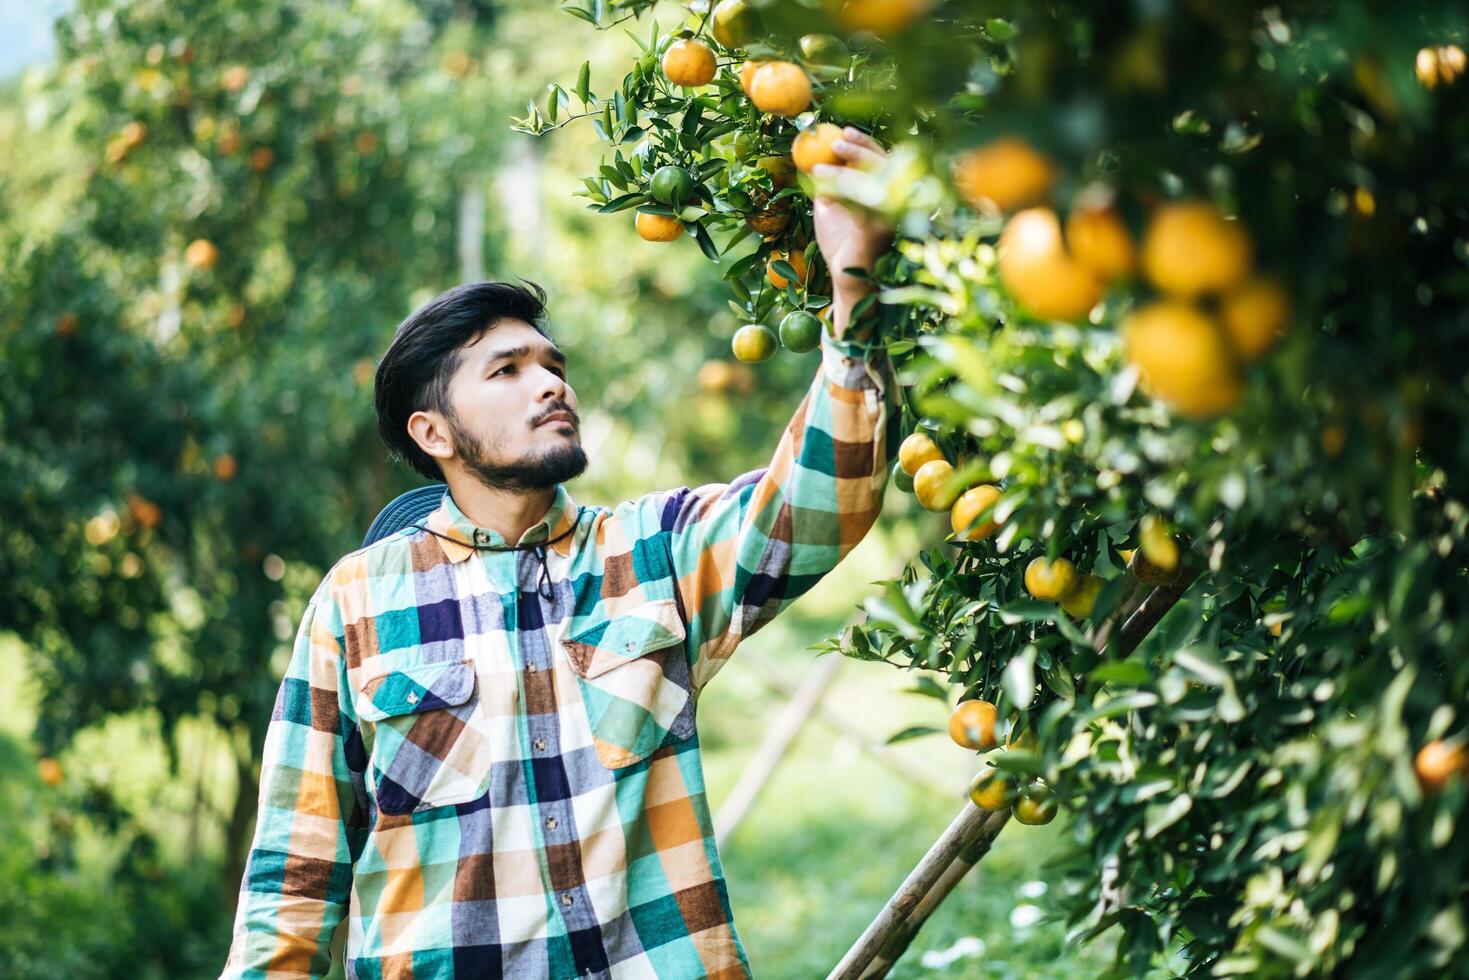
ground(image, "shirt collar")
xmin=424 ymin=484 xmax=580 ymax=563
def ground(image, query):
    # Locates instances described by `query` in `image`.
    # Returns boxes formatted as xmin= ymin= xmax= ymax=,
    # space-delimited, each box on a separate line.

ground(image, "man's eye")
xmin=492 ymin=365 xmax=515 ymax=377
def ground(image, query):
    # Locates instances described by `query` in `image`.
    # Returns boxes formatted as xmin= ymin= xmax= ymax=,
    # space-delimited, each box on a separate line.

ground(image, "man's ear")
xmin=406 ymin=410 xmax=456 ymax=466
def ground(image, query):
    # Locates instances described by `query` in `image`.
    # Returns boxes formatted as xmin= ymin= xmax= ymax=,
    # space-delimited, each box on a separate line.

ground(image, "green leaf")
xmin=904 ymin=675 xmax=950 ymax=701
xmin=595 ymin=192 xmax=649 ymax=213
xmin=575 ymin=61 xmax=592 ymax=103
xmin=1174 ymin=645 xmax=1229 ymax=686
xmin=1144 ymin=794 xmax=1192 ymax=839
xmin=885 ymin=725 xmax=942 ymax=745
xmin=997 ymin=599 xmax=1056 ymax=624
xmin=1003 ymin=646 xmax=1037 ymax=710
xmin=689 ymin=221 xmax=721 ymax=261
xmin=1088 ymin=660 xmax=1153 ymax=686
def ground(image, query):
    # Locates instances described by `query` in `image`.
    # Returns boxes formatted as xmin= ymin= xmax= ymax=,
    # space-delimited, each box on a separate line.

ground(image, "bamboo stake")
xmin=828 ymin=577 xmax=1196 ymax=977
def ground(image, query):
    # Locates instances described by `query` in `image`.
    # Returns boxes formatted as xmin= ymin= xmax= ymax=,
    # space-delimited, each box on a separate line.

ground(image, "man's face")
xmin=438 ymin=319 xmax=587 ymax=492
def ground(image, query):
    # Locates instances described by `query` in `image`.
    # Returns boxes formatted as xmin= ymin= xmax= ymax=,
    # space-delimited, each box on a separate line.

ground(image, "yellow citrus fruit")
xmin=1060 ymin=574 xmax=1103 ymax=618
xmin=663 ymin=38 xmax=717 ymax=87
xmin=898 ymin=431 xmax=944 ymax=475
xmin=749 ymin=61 xmax=812 ymax=116
xmin=711 ymin=0 xmax=761 ymax=49
xmin=1014 ymin=783 xmax=1059 ymax=825
xmin=634 ymin=210 xmax=684 ymax=242
xmin=953 ymin=137 xmax=1056 ymax=213
xmin=913 ymin=459 xmax=959 ymax=511
xmin=738 ymin=60 xmax=767 ymax=96
xmin=185 ymin=238 xmax=219 ymax=271
xmin=969 ymin=769 xmax=1019 ymax=811
xmin=37 ymin=757 xmax=64 ymax=787
xmin=1025 ymin=556 xmax=1079 ymax=601
xmin=1415 ymin=740 xmax=1468 ymax=794
xmin=1142 ymin=201 xmax=1253 ymax=298
xmin=997 ymin=208 xmax=1104 ymax=322
xmin=1065 ymin=202 xmax=1136 ymax=281
xmin=1139 ymin=515 xmax=1180 ymax=571
xmin=951 ymin=484 xmax=1002 ymax=541
xmin=835 ymin=0 xmax=932 ymax=38
xmin=732 ymin=323 xmax=778 ymax=363
xmin=1220 ymin=278 xmax=1290 ymax=362
xmin=766 ymin=249 xmax=809 ymax=289
xmin=799 ymin=32 xmax=850 ymax=69
xmin=948 ymin=698 xmax=999 ymax=750
xmin=745 ymin=207 xmax=790 ymax=237
xmin=212 ymin=453 xmax=239 ymax=481
xmin=792 ymin=122 xmax=846 ymax=172
xmin=1121 ymin=301 xmax=1244 ymax=419
xmin=756 ymin=154 xmax=797 ymax=188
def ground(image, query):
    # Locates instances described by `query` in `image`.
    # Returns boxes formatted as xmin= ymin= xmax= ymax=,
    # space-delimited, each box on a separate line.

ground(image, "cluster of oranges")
xmin=895 ymin=431 xmax=1005 ymax=542
xmin=948 ymin=699 xmax=1058 ymax=824
xmin=953 ymin=136 xmax=1290 ymax=420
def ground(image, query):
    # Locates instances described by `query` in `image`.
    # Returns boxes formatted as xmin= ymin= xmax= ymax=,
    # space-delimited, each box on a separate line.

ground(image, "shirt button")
xmin=560 ymin=894 xmax=574 ymax=908
xmin=624 ymin=641 xmax=637 ymax=653
xmin=534 ymin=737 xmax=547 ymax=751
xmin=545 ymin=816 xmax=558 ymax=830
xmin=527 ymin=663 xmax=537 ymax=673
xmin=405 ymin=691 xmax=419 ymax=705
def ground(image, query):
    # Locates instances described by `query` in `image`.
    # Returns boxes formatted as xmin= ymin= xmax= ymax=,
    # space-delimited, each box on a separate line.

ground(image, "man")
xmin=222 ymin=127 xmax=899 ymax=979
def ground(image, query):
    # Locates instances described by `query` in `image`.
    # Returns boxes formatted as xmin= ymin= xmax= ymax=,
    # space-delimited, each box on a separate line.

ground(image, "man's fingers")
xmin=832 ymin=138 xmax=885 ymax=170
xmin=839 ymin=126 xmax=886 ymax=155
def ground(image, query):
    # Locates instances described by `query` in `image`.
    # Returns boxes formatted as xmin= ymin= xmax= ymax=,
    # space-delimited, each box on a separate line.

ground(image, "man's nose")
xmin=537 ymin=366 xmax=569 ymax=401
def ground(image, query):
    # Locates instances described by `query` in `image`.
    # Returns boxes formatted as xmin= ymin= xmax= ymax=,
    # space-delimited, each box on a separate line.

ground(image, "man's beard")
xmin=448 ymin=412 xmax=588 ymax=493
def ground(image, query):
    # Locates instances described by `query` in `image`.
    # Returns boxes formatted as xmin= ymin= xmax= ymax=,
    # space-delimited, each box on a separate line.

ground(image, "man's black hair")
xmin=374 ymin=279 xmax=551 ymax=480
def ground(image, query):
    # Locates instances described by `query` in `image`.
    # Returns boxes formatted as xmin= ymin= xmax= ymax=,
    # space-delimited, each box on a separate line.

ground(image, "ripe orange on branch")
xmin=1142 ymin=201 xmax=1252 ymax=299
xmin=897 ymin=431 xmax=944 ymax=475
xmin=185 ymin=238 xmax=219 ymax=271
xmin=662 ymin=38 xmax=716 ymax=87
xmin=953 ymin=137 xmax=1056 ymax=213
xmin=913 ymin=459 xmax=960 ymax=511
xmin=793 ymin=123 xmax=846 ymax=172
xmin=1122 ymin=301 xmax=1244 ymax=419
xmin=969 ymin=768 xmax=1019 ymax=811
xmin=951 ymin=484 xmax=1002 ymax=541
xmin=949 ymin=698 xmax=998 ymax=750
xmin=997 ymin=207 xmax=1104 ymax=322
xmin=1014 ymin=783 xmax=1058 ymax=825
xmin=766 ymin=249 xmax=808 ymax=289
xmin=1219 ymin=278 xmax=1290 ymax=361
xmin=1025 ymin=557 xmax=1079 ymax=601
xmin=711 ymin=0 xmax=761 ymax=49
xmin=749 ymin=62 xmax=812 ymax=116
xmin=1415 ymin=740 xmax=1467 ymax=794
xmin=634 ymin=210 xmax=683 ymax=242
xmin=1065 ymin=199 xmax=1136 ymax=281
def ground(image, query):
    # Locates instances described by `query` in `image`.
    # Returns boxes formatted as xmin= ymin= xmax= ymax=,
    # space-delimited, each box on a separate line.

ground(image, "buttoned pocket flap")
xmin=358 ymin=660 xmax=475 ymax=722
xmin=566 ymin=598 xmax=687 ymax=680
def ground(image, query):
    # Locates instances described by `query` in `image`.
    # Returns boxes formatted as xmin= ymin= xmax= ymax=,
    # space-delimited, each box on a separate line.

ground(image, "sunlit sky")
xmin=0 ymin=1 xmax=69 ymax=79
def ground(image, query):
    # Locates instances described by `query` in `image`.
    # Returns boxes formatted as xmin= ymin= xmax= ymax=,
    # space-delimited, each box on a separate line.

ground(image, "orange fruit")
xmin=835 ymin=0 xmax=932 ymax=37
xmin=969 ymin=769 xmax=1019 ymax=811
xmin=953 ymin=137 xmax=1056 ymax=213
xmin=37 ymin=757 xmax=64 ymax=787
xmin=738 ymin=60 xmax=767 ymax=96
xmin=1014 ymin=783 xmax=1058 ymax=825
xmin=1024 ymin=557 xmax=1079 ymax=601
xmin=249 ymin=146 xmax=274 ymax=172
xmin=749 ymin=61 xmax=812 ymax=116
xmin=951 ymin=484 xmax=1002 ymax=541
xmin=792 ymin=122 xmax=845 ymax=172
xmin=898 ymin=431 xmax=944 ymax=475
xmin=745 ymin=206 xmax=791 ymax=238
xmin=766 ymin=249 xmax=809 ymax=289
xmin=1060 ymin=574 xmax=1103 ymax=618
xmin=127 ymin=493 xmax=162 ymax=530
xmin=1065 ymin=202 xmax=1136 ymax=281
xmin=949 ymin=699 xmax=998 ymax=750
xmin=1139 ymin=514 xmax=1180 ymax=571
xmin=662 ymin=38 xmax=717 ymax=87
xmin=56 ymin=312 xmax=79 ymax=337
xmin=913 ymin=459 xmax=959 ymax=511
xmin=1121 ymin=301 xmax=1244 ymax=419
xmin=635 ymin=210 xmax=683 ymax=242
xmin=121 ymin=121 xmax=148 ymax=148
xmin=185 ymin=238 xmax=219 ymax=271
xmin=732 ymin=323 xmax=779 ymax=362
xmin=997 ymin=208 xmax=1104 ymax=322
xmin=1415 ymin=740 xmax=1468 ymax=794
xmin=1142 ymin=201 xmax=1253 ymax=298
xmin=711 ymin=0 xmax=761 ymax=49
xmin=213 ymin=453 xmax=239 ymax=481
xmin=220 ymin=65 xmax=250 ymax=93
xmin=1219 ymin=278 xmax=1290 ymax=361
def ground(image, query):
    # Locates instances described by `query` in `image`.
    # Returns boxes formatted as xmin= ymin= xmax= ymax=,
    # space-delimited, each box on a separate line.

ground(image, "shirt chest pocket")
xmin=564 ymin=598 xmax=696 ymax=770
xmin=356 ymin=657 xmax=501 ymax=816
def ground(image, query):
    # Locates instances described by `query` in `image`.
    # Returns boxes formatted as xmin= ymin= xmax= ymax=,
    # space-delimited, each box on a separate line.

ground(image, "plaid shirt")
xmin=221 ymin=329 xmax=898 ymax=979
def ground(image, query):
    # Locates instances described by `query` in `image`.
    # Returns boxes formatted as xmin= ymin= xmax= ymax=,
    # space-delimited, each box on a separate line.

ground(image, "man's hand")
xmin=812 ymin=127 xmax=893 ymax=341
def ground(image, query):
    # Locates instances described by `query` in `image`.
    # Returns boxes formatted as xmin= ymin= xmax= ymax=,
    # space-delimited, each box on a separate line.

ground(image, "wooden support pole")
xmin=826 ymin=803 xmax=1006 ymax=980
xmin=713 ymin=653 xmax=844 ymax=849
xmin=828 ymin=576 xmax=1197 ymax=977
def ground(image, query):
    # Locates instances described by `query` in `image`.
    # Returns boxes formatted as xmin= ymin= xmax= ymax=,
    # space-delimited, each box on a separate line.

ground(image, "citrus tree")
xmin=536 ymin=1 xmax=1469 ymax=975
